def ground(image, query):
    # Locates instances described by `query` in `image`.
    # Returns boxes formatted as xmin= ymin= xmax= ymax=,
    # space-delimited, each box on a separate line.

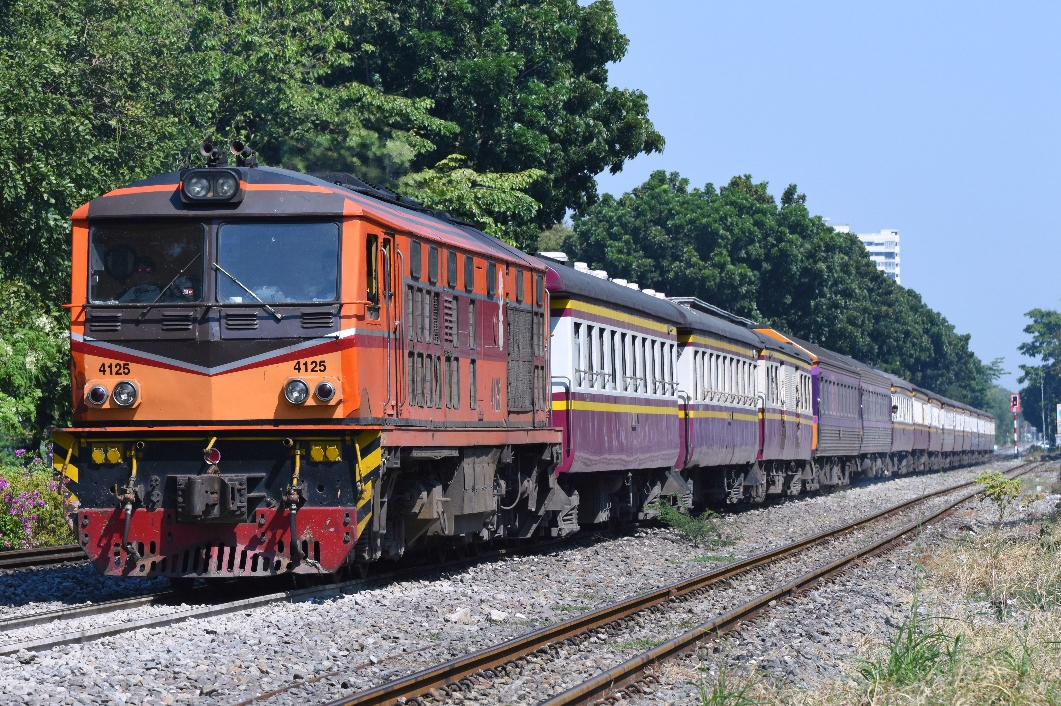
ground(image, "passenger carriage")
xmin=885 ymin=373 xmax=916 ymax=475
xmin=544 ymin=259 xmax=688 ymax=525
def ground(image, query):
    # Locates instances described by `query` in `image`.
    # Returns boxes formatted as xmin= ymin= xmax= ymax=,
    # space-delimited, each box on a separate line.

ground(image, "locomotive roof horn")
xmin=199 ymin=139 xmax=228 ymax=167
xmin=230 ymin=139 xmax=258 ymax=168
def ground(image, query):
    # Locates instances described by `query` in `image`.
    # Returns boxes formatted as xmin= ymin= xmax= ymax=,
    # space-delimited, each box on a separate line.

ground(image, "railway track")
xmin=0 ymin=459 xmax=1024 ymax=670
xmin=0 ymin=524 xmax=619 ymax=657
xmin=320 ymin=459 xmax=1044 ymax=706
xmin=0 ymin=544 xmax=85 ymax=571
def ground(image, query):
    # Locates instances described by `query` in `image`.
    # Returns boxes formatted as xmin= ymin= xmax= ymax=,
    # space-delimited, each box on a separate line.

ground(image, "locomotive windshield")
xmin=89 ymin=223 xmax=205 ymax=304
xmin=217 ymin=222 xmax=339 ymax=303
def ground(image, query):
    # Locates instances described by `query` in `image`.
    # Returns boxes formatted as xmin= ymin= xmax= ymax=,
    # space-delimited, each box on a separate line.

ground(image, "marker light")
xmin=204 ymin=447 xmax=221 ymax=465
xmin=112 ymin=381 xmax=138 ymax=407
xmin=87 ymin=385 xmax=109 ymax=406
xmin=315 ymin=381 xmax=336 ymax=403
xmin=284 ymin=379 xmax=309 ymax=405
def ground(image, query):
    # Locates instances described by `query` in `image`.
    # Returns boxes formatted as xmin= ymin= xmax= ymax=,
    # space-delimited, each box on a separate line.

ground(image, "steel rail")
xmin=542 ymin=460 xmax=1048 ymax=706
xmin=0 ymin=545 xmax=84 ymax=571
xmin=324 ymin=460 xmax=1038 ymax=706
xmin=0 ymin=524 xmax=620 ymax=656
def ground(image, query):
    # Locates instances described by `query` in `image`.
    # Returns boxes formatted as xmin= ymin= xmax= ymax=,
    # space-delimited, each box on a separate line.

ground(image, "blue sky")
xmin=593 ymin=1 xmax=1061 ymax=391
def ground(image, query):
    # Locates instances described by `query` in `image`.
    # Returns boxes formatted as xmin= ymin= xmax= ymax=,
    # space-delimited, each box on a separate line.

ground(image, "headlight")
xmin=315 ymin=381 xmax=336 ymax=403
xmin=181 ymin=168 xmax=242 ymax=202
xmin=215 ymin=174 xmax=238 ymax=198
xmin=284 ymin=379 xmax=309 ymax=405
xmin=87 ymin=385 xmax=109 ymax=406
xmin=185 ymin=176 xmax=210 ymax=198
xmin=112 ymin=381 xmax=138 ymax=407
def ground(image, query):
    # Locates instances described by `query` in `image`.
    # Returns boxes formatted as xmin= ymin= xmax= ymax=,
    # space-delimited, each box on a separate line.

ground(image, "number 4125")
xmin=98 ymin=362 xmax=131 ymax=375
xmin=294 ymin=359 xmax=326 ymax=373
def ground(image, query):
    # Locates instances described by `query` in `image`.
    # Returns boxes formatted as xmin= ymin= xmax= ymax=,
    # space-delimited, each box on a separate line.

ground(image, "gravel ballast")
xmin=0 ymin=457 xmax=1022 ymax=704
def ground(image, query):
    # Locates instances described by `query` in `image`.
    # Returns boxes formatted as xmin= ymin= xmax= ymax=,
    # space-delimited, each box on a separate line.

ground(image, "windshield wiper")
xmin=138 ymin=252 xmax=202 ymax=322
xmin=213 ymin=263 xmax=283 ymax=321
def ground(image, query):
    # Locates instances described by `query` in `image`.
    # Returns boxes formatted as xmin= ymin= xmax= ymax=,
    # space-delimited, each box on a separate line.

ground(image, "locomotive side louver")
xmin=161 ymin=311 xmax=194 ymax=331
xmin=89 ymin=312 xmax=121 ymax=333
xmin=301 ymin=312 xmax=334 ymax=329
xmin=224 ymin=312 xmax=259 ymax=330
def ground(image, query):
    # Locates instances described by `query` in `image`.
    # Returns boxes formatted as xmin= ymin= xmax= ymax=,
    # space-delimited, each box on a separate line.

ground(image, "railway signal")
xmin=1011 ymin=393 xmax=1020 ymax=456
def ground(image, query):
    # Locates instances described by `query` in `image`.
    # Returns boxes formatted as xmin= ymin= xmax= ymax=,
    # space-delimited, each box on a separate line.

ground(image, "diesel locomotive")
xmin=52 ymin=142 xmax=995 ymax=581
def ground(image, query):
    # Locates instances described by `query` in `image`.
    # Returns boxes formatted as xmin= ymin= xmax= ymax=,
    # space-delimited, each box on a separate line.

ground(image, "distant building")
xmin=832 ymin=225 xmax=901 ymax=284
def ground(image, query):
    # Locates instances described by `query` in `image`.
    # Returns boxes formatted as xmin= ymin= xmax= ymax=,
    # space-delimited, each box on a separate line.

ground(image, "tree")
xmin=565 ymin=171 xmax=995 ymax=408
xmin=1017 ymin=309 xmax=1061 ymax=443
xmin=342 ymin=0 xmax=664 ymax=248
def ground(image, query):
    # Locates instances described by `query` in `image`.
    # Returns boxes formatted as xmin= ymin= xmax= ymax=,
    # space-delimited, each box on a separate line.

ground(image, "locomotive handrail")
xmin=552 ymin=375 xmax=572 ymax=456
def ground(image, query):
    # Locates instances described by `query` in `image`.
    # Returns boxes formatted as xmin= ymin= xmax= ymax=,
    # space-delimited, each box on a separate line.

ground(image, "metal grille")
xmin=506 ymin=306 xmax=535 ymax=412
xmin=301 ymin=312 xmax=334 ymax=329
xmin=224 ymin=312 xmax=258 ymax=330
xmin=443 ymin=295 xmax=456 ymax=347
xmin=89 ymin=312 xmax=121 ymax=333
xmin=161 ymin=311 xmax=194 ymax=331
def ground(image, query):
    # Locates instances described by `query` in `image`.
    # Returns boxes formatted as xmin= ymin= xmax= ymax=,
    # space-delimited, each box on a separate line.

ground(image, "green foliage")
xmin=0 ymin=455 xmax=74 ymax=549
xmin=397 ymin=154 xmax=545 ymax=242
xmin=976 ymin=471 xmax=1023 ymax=523
xmin=345 ymin=0 xmax=664 ymax=248
xmin=653 ymin=497 xmax=730 ymax=548
xmin=566 ymin=171 xmax=995 ymax=408
xmin=1017 ymin=308 xmax=1061 ymax=442
xmin=857 ymin=601 xmax=963 ymax=689
xmin=692 ymin=663 xmax=759 ymax=706
xmin=0 ymin=281 xmax=70 ymax=446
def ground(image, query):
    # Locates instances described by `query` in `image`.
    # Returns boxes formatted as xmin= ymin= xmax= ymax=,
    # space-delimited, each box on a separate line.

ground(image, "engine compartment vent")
xmin=224 ymin=312 xmax=259 ymax=330
xmin=301 ymin=312 xmax=334 ymax=329
xmin=161 ymin=311 xmax=194 ymax=331
xmin=89 ymin=312 xmax=121 ymax=333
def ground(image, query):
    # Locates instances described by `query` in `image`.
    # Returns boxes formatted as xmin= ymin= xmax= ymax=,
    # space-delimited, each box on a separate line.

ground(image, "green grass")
xmin=692 ymin=664 xmax=760 ymax=706
xmin=652 ymin=497 xmax=734 ymax=548
xmin=856 ymin=600 xmax=962 ymax=687
xmin=690 ymin=554 xmax=738 ymax=563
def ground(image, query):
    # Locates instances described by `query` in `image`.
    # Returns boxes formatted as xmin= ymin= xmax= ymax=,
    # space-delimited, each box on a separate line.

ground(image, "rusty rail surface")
xmin=0 ymin=544 xmax=85 ymax=571
xmin=542 ymin=460 xmax=1047 ymax=706
xmin=324 ymin=460 xmax=1040 ymax=706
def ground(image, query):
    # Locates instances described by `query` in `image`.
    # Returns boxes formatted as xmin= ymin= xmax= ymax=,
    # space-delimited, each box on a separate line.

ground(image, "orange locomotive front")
xmin=54 ymin=149 xmax=562 ymax=580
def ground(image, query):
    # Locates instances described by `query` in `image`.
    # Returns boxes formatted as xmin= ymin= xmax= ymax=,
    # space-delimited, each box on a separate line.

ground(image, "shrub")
xmin=975 ymin=471 xmax=1023 ymax=523
xmin=653 ymin=497 xmax=732 ymax=548
xmin=0 ymin=452 xmax=73 ymax=549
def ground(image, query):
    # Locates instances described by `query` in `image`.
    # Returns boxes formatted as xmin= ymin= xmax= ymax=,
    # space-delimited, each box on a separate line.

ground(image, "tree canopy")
xmin=562 ymin=171 xmax=996 ymax=409
xmin=0 ymin=0 xmax=658 ymax=443
xmin=1017 ymin=308 xmax=1061 ymax=443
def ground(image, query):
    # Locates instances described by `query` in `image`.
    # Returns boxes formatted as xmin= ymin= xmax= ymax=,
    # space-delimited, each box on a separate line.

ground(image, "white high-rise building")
xmin=832 ymin=225 xmax=901 ymax=284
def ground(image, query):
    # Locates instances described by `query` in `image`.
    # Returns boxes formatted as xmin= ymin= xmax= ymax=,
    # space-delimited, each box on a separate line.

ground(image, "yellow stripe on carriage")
xmin=551 ymin=399 xmax=678 ymax=415
xmin=676 ymin=334 xmax=757 ymax=358
xmin=550 ymin=299 xmax=673 ymax=335
xmin=678 ymin=409 xmax=759 ymax=422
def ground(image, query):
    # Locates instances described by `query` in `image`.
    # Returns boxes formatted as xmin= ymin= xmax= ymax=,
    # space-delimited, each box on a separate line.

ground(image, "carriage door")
xmin=378 ymin=235 xmax=396 ymax=416
xmin=778 ymin=362 xmax=787 ymax=451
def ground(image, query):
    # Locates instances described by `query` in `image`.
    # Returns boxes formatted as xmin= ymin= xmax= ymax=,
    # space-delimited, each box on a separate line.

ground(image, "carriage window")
xmin=515 ymin=268 xmax=524 ymax=303
xmin=487 ymin=261 xmax=497 ymax=298
xmin=468 ymin=299 xmax=476 ymax=350
xmin=410 ymin=240 xmax=422 ymax=280
xmin=447 ymin=250 xmax=457 ymax=288
xmin=216 ymin=222 xmax=339 ymax=303
xmin=90 ymin=222 xmax=207 ymax=304
xmin=574 ymin=323 xmax=583 ymax=387
xmin=381 ymin=238 xmax=393 ymax=294
xmin=597 ymin=327 xmax=606 ymax=390
xmin=536 ymin=273 xmax=544 ymax=306
xmin=428 ymin=246 xmax=439 ymax=284
xmin=365 ymin=234 xmax=379 ymax=306
xmin=586 ymin=325 xmax=596 ymax=387
xmin=610 ymin=331 xmax=618 ymax=390
xmin=464 ymin=255 xmax=475 ymax=292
